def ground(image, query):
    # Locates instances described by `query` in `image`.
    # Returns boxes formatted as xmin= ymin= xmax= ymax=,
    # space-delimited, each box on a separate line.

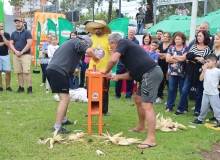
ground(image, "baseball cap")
xmin=78 ymin=35 xmax=93 ymax=47
xmin=14 ymin=18 xmax=22 ymax=22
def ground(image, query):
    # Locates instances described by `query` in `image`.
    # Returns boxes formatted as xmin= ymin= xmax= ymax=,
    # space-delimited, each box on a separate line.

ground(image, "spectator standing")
xmin=175 ymin=3 xmax=190 ymax=16
xmin=156 ymin=30 xmax=163 ymax=43
xmin=115 ymin=9 xmax=124 ymax=19
xmin=23 ymin=19 xmax=27 ymax=30
xmin=155 ymin=32 xmax=172 ymax=103
xmin=144 ymin=4 xmax=154 ymax=33
xmin=115 ymin=28 xmax=139 ymax=100
xmin=10 ymin=18 xmax=33 ymax=94
xmin=0 ymin=21 xmax=13 ymax=92
xmin=175 ymin=30 xmax=210 ymax=116
xmin=189 ymin=22 xmax=214 ymax=50
xmin=135 ymin=7 xmax=145 ymax=34
xmin=85 ymin=21 xmax=112 ymax=116
xmin=165 ymin=32 xmax=188 ymax=112
xmin=46 ymin=36 xmax=100 ymax=134
xmin=147 ymin=40 xmax=159 ymax=63
xmin=140 ymin=34 xmax=151 ymax=52
xmin=40 ymin=33 xmax=52 ymax=87
xmin=46 ymin=36 xmax=59 ymax=93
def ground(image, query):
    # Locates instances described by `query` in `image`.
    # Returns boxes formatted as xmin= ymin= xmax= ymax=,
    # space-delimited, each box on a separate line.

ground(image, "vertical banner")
xmin=108 ymin=18 xmax=129 ymax=38
xmin=0 ymin=0 xmax=4 ymax=30
xmin=47 ymin=18 xmax=56 ymax=36
xmin=58 ymin=17 xmax=73 ymax=44
xmin=36 ymin=21 xmax=41 ymax=68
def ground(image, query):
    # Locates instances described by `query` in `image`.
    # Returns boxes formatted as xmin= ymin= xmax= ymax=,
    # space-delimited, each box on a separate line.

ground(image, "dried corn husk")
xmin=96 ymin=149 xmax=104 ymax=155
xmin=147 ymin=113 xmax=187 ymax=132
xmin=66 ymin=132 xmax=87 ymax=141
xmin=43 ymin=128 xmax=65 ymax=149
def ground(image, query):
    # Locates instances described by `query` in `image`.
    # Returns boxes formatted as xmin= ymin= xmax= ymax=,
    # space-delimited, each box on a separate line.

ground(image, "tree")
xmin=9 ymin=0 xmax=25 ymax=7
xmin=107 ymin=0 xmax=113 ymax=24
xmin=60 ymin=0 xmax=72 ymax=12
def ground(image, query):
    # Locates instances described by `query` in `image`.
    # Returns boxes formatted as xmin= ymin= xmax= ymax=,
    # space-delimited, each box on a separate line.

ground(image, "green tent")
xmin=148 ymin=15 xmax=192 ymax=37
xmin=197 ymin=9 xmax=220 ymax=34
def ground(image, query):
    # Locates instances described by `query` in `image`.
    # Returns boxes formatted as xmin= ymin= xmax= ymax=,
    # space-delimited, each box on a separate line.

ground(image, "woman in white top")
xmin=46 ymin=36 xmax=59 ymax=93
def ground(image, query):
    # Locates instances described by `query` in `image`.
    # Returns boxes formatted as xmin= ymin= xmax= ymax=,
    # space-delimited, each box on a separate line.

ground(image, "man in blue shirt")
xmin=10 ymin=18 xmax=33 ymax=94
xmin=115 ymin=28 xmax=139 ymax=100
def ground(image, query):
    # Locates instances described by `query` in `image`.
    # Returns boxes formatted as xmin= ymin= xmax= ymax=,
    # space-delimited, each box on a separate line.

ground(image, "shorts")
xmin=0 ymin=55 xmax=11 ymax=71
xmin=136 ymin=66 xmax=163 ymax=102
xmin=13 ymin=54 xmax=31 ymax=73
xmin=46 ymin=69 xmax=69 ymax=94
xmin=145 ymin=23 xmax=153 ymax=33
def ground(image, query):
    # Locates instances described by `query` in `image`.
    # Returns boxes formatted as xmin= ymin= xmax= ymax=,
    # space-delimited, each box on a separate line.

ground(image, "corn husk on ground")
xmin=150 ymin=113 xmax=187 ymax=132
xmin=41 ymin=129 xmax=65 ymax=149
xmin=101 ymin=131 xmax=142 ymax=146
xmin=38 ymin=131 xmax=87 ymax=149
xmin=66 ymin=132 xmax=87 ymax=141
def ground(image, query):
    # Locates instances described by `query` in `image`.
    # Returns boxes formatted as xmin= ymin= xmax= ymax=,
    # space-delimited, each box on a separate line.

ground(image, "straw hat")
xmin=85 ymin=20 xmax=111 ymax=34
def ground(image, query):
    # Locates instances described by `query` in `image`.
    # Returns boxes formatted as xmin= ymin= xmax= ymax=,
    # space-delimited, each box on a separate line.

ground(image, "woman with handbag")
xmin=175 ymin=30 xmax=211 ymax=116
xmin=165 ymin=32 xmax=188 ymax=112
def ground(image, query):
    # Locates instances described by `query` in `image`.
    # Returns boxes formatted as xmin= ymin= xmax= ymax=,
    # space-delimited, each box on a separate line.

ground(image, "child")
xmin=191 ymin=54 xmax=220 ymax=128
xmin=46 ymin=36 xmax=59 ymax=93
xmin=147 ymin=40 xmax=159 ymax=63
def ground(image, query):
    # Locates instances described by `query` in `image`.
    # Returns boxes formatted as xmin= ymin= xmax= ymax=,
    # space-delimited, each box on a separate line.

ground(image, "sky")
xmin=3 ymin=0 xmax=143 ymax=18
xmin=3 ymin=0 xmax=13 ymax=15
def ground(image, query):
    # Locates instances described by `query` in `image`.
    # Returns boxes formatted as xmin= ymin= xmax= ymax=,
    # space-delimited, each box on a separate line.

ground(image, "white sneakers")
xmin=155 ymin=97 xmax=162 ymax=104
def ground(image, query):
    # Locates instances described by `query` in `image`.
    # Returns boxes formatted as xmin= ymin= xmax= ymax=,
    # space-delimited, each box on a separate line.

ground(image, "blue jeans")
xmin=166 ymin=75 xmax=184 ymax=110
xmin=136 ymin=23 xmax=145 ymax=34
xmin=177 ymin=75 xmax=203 ymax=113
xmin=69 ymin=74 xmax=79 ymax=89
xmin=80 ymin=61 xmax=89 ymax=87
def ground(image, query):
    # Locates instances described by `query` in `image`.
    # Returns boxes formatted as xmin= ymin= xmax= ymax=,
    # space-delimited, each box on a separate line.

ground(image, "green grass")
xmin=0 ymin=55 xmax=220 ymax=160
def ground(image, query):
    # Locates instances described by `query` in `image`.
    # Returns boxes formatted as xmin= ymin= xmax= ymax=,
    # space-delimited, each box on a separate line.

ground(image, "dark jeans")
xmin=69 ymin=74 xmax=79 ymax=90
xmin=80 ymin=61 xmax=89 ymax=87
xmin=40 ymin=63 xmax=48 ymax=83
xmin=177 ymin=75 xmax=204 ymax=113
xmin=103 ymin=81 xmax=110 ymax=114
xmin=166 ymin=75 xmax=184 ymax=110
xmin=157 ymin=60 xmax=168 ymax=98
xmin=115 ymin=64 xmax=134 ymax=98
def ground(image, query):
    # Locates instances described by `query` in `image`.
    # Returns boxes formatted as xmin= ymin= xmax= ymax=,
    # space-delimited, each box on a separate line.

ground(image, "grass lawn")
xmin=0 ymin=55 xmax=219 ymax=160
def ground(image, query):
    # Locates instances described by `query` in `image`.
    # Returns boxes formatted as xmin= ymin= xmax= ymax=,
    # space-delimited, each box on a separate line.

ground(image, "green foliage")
xmin=8 ymin=0 xmax=25 ymax=7
xmin=60 ymin=0 xmax=72 ymax=13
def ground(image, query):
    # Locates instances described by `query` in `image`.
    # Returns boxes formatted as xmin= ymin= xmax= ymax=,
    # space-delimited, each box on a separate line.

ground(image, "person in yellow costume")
xmin=85 ymin=20 xmax=112 ymax=116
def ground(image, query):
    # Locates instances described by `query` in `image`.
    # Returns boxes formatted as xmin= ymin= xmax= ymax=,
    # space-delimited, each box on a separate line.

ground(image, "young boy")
xmin=46 ymin=36 xmax=59 ymax=93
xmin=191 ymin=54 xmax=220 ymax=128
xmin=147 ymin=40 xmax=159 ymax=63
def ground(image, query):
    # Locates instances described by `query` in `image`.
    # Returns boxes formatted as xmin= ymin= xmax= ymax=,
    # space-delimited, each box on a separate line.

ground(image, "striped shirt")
xmin=189 ymin=44 xmax=210 ymax=58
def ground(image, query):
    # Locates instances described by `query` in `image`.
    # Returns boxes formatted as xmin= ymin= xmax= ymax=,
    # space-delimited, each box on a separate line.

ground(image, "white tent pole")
xmin=189 ymin=0 xmax=198 ymax=42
